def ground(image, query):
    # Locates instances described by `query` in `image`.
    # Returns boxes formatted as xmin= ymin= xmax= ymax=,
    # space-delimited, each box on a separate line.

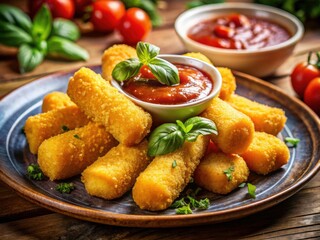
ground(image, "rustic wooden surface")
xmin=1 ymin=0 xmax=320 ymax=239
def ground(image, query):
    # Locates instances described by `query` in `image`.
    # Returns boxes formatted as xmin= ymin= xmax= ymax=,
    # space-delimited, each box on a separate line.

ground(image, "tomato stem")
xmin=307 ymin=51 xmax=312 ymax=65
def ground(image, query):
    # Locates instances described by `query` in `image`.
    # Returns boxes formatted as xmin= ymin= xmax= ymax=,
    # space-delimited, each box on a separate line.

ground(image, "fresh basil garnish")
xmin=18 ymin=44 xmax=44 ymax=73
xmin=0 ymin=20 xmax=32 ymax=47
xmin=112 ymin=42 xmax=180 ymax=86
xmin=148 ymin=117 xmax=217 ymax=156
xmin=32 ymin=5 xmax=52 ymax=43
xmin=51 ymin=18 xmax=80 ymax=41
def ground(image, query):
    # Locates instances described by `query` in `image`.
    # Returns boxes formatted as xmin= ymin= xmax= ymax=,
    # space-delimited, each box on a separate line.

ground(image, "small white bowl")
xmin=175 ymin=3 xmax=304 ymax=77
xmin=111 ymin=54 xmax=222 ymax=123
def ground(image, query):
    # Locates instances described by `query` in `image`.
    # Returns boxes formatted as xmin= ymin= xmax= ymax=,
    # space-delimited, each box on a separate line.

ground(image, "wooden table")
xmin=1 ymin=1 xmax=319 ymax=239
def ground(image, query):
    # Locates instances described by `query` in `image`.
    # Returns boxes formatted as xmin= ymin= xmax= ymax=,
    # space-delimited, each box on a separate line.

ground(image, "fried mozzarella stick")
xmin=227 ymin=94 xmax=287 ymax=135
xmin=201 ymin=97 xmax=254 ymax=154
xmin=25 ymin=105 xmax=90 ymax=154
xmin=240 ymin=132 xmax=290 ymax=175
xmin=42 ymin=91 xmax=76 ymax=112
xmin=82 ymin=140 xmax=150 ymax=200
xmin=101 ymin=44 xmax=137 ymax=81
xmin=67 ymin=67 xmax=152 ymax=146
xmin=133 ymin=136 xmax=209 ymax=211
xmin=194 ymin=152 xmax=249 ymax=195
xmin=38 ymin=122 xmax=118 ymax=180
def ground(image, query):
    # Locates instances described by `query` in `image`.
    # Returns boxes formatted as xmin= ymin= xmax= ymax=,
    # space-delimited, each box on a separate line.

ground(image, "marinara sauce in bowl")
xmin=175 ymin=3 xmax=304 ymax=77
xmin=111 ymin=55 xmax=222 ymax=123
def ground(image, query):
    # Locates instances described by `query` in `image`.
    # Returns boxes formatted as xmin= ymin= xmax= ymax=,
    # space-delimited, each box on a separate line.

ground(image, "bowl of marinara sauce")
xmin=111 ymin=54 xmax=222 ymax=123
xmin=175 ymin=3 xmax=304 ymax=77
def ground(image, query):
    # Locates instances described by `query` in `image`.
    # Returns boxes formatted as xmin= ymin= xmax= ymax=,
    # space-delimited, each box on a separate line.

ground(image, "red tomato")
xmin=117 ymin=8 xmax=152 ymax=44
xmin=90 ymin=0 xmax=125 ymax=32
xmin=291 ymin=52 xmax=320 ymax=98
xmin=228 ymin=13 xmax=250 ymax=28
xmin=29 ymin=0 xmax=75 ymax=19
xmin=304 ymin=77 xmax=320 ymax=116
xmin=213 ymin=25 xmax=235 ymax=38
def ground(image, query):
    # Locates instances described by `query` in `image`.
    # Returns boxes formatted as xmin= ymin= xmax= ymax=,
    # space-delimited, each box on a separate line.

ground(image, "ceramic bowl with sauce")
xmin=111 ymin=54 xmax=222 ymax=123
xmin=175 ymin=3 xmax=304 ymax=77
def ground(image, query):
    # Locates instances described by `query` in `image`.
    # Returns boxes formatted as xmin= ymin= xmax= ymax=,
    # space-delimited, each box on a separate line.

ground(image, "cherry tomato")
xmin=291 ymin=52 xmax=320 ymax=98
xmin=90 ymin=0 xmax=125 ymax=32
xmin=304 ymin=77 xmax=320 ymax=116
xmin=117 ymin=8 xmax=152 ymax=44
xmin=28 ymin=0 xmax=75 ymax=19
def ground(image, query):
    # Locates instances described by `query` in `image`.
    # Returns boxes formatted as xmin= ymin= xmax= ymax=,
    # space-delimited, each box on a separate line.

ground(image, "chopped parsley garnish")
xmin=172 ymin=160 xmax=177 ymax=168
xmin=73 ymin=134 xmax=81 ymax=139
xmin=176 ymin=204 xmax=193 ymax=214
xmin=27 ymin=164 xmax=44 ymax=180
xmin=61 ymin=125 xmax=70 ymax=132
xmin=247 ymin=183 xmax=256 ymax=199
xmin=223 ymin=165 xmax=235 ymax=181
xmin=56 ymin=182 xmax=75 ymax=193
xmin=238 ymin=182 xmax=246 ymax=188
xmin=284 ymin=137 xmax=300 ymax=147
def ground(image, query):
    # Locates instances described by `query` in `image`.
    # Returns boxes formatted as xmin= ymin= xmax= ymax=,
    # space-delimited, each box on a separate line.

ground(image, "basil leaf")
xmin=51 ymin=18 xmax=80 ymax=41
xmin=32 ymin=4 xmax=52 ymax=42
xmin=0 ymin=4 xmax=32 ymax=34
xmin=148 ymin=123 xmax=185 ymax=157
xmin=47 ymin=36 xmax=89 ymax=61
xmin=137 ymin=42 xmax=159 ymax=64
xmin=185 ymin=117 xmax=218 ymax=142
xmin=148 ymin=57 xmax=180 ymax=86
xmin=112 ymin=58 xmax=142 ymax=82
xmin=247 ymin=183 xmax=256 ymax=199
xmin=18 ymin=44 xmax=44 ymax=73
xmin=0 ymin=20 xmax=32 ymax=47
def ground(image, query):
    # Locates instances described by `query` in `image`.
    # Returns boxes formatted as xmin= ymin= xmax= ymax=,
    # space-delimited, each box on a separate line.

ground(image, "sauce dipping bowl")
xmin=111 ymin=54 xmax=222 ymax=123
xmin=175 ymin=3 xmax=304 ymax=77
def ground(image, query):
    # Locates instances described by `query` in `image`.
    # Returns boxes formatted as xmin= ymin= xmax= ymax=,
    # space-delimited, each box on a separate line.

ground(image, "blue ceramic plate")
xmin=0 ymin=66 xmax=319 ymax=227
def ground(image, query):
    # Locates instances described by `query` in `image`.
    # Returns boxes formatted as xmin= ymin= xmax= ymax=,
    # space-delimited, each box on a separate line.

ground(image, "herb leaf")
xmin=172 ymin=160 xmax=177 ymax=168
xmin=27 ymin=164 xmax=44 ymax=180
xmin=18 ymin=44 xmax=44 ymax=73
xmin=223 ymin=165 xmax=235 ymax=181
xmin=284 ymin=137 xmax=300 ymax=147
xmin=0 ymin=4 xmax=32 ymax=34
xmin=137 ymin=41 xmax=159 ymax=63
xmin=185 ymin=117 xmax=218 ymax=142
xmin=238 ymin=182 xmax=246 ymax=188
xmin=51 ymin=18 xmax=80 ymax=41
xmin=32 ymin=4 xmax=52 ymax=42
xmin=247 ymin=183 xmax=256 ymax=198
xmin=176 ymin=204 xmax=193 ymax=214
xmin=0 ymin=20 xmax=32 ymax=47
xmin=112 ymin=58 xmax=142 ymax=82
xmin=148 ymin=123 xmax=185 ymax=157
xmin=56 ymin=182 xmax=75 ymax=193
xmin=47 ymin=36 xmax=89 ymax=61
xmin=148 ymin=57 xmax=180 ymax=86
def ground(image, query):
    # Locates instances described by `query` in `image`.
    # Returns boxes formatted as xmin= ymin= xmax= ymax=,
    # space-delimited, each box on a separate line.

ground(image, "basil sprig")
xmin=148 ymin=116 xmax=218 ymax=156
xmin=112 ymin=42 xmax=180 ymax=86
xmin=0 ymin=4 xmax=88 ymax=73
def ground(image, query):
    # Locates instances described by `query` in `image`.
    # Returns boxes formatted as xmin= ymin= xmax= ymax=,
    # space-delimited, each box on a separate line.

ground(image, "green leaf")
xmin=238 ymin=182 xmax=246 ymax=188
xmin=170 ymin=198 xmax=187 ymax=208
xmin=112 ymin=58 xmax=142 ymax=82
xmin=172 ymin=160 xmax=177 ymax=168
xmin=51 ymin=18 xmax=80 ymax=41
xmin=247 ymin=183 xmax=256 ymax=199
xmin=56 ymin=182 xmax=75 ymax=193
xmin=18 ymin=44 xmax=44 ymax=73
xmin=0 ymin=20 xmax=32 ymax=47
xmin=32 ymin=4 xmax=52 ymax=42
xmin=223 ymin=165 xmax=235 ymax=181
xmin=47 ymin=36 xmax=89 ymax=61
xmin=148 ymin=123 xmax=185 ymax=156
xmin=148 ymin=57 xmax=180 ymax=86
xmin=27 ymin=164 xmax=44 ymax=180
xmin=284 ymin=137 xmax=300 ymax=148
xmin=136 ymin=41 xmax=159 ymax=64
xmin=176 ymin=204 xmax=193 ymax=214
xmin=184 ymin=117 xmax=218 ymax=142
xmin=0 ymin=4 xmax=32 ymax=34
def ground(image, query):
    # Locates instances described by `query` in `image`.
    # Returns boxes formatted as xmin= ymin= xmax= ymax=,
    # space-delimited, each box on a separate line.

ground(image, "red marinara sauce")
xmin=121 ymin=64 xmax=213 ymax=105
xmin=187 ymin=13 xmax=291 ymax=50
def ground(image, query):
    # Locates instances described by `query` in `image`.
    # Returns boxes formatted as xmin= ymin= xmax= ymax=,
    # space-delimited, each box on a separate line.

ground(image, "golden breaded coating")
xmin=82 ymin=140 xmax=150 ymax=200
xmin=42 ymin=91 xmax=76 ymax=112
xmin=132 ymin=135 xmax=209 ymax=211
xmin=217 ymin=67 xmax=236 ymax=100
xmin=194 ymin=152 xmax=249 ymax=195
xmin=101 ymin=44 xmax=137 ymax=81
xmin=201 ymin=97 xmax=254 ymax=154
xmin=25 ymin=105 xmax=90 ymax=154
xmin=38 ymin=122 xmax=118 ymax=180
xmin=67 ymin=67 xmax=152 ymax=146
xmin=227 ymin=94 xmax=287 ymax=135
xmin=183 ymin=52 xmax=213 ymax=65
xmin=240 ymin=132 xmax=290 ymax=175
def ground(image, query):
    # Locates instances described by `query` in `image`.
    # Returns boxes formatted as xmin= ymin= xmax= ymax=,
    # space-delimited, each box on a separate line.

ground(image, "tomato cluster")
xmin=28 ymin=0 xmax=152 ymax=44
xmin=291 ymin=52 xmax=320 ymax=116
